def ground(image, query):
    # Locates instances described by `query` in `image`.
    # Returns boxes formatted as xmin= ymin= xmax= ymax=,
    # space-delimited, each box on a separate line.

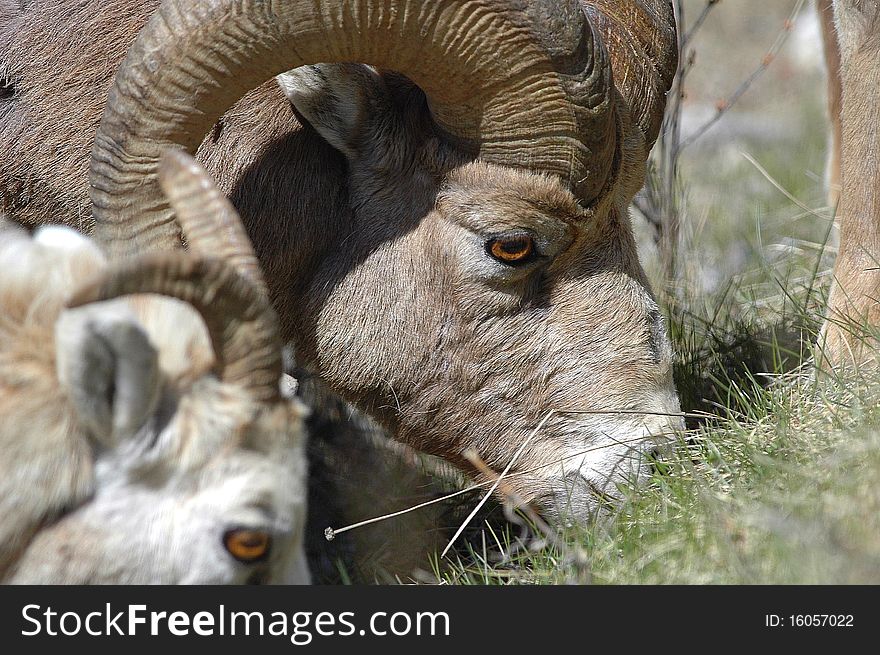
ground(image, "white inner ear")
xmin=276 ymin=63 xmax=380 ymax=159
xmin=56 ymin=303 xmax=161 ymax=446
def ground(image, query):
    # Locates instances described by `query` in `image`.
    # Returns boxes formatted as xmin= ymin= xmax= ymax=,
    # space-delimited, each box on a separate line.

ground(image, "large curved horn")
xmin=91 ymin=0 xmax=616 ymax=255
xmin=68 ymin=253 xmax=282 ymax=402
xmin=584 ymin=1 xmax=678 ymax=151
xmin=158 ymin=148 xmax=268 ymax=297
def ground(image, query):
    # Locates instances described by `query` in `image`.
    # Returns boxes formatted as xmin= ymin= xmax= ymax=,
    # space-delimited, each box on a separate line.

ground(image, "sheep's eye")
xmin=223 ymin=529 xmax=272 ymax=563
xmin=486 ymin=232 xmax=536 ymax=265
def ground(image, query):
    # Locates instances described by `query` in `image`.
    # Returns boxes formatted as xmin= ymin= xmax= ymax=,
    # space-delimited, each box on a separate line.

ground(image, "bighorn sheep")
xmin=1 ymin=0 xmax=686 ymax=521
xmin=0 ymin=151 xmax=310 ymax=584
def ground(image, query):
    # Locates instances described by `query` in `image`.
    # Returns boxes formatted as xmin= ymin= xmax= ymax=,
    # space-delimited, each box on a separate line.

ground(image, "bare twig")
xmin=635 ymin=0 xmax=806 ymax=283
xmin=682 ymin=0 xmax=721 ymax=49
xmin=679 ymin=0 xmax=806 ymax=150
xmin=323 ymin=484 xmax=479 ymax=541
xmin=634 ymin=0 xmax=696 ymax=281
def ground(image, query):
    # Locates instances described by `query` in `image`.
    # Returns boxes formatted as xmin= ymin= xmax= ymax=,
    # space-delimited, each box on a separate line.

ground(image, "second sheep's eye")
xmin=223 ymin=528 xmax=272 ymax=564
xmin=486 ymin=232 xmax=537 ymax=266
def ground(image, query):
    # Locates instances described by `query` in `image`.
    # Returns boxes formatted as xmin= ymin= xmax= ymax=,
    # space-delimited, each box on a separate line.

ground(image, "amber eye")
xmin=223 ymin=529 xmax=272 ymax=563
xmin=486 ymin=233 xmax=536 ymax=265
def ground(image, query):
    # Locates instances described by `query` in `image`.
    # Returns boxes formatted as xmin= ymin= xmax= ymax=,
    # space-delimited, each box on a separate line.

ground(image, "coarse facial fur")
xmin=0 ymin=0 xmax=683 ymax=521
xmin=0 ymin=223 xmax=309 ymax=583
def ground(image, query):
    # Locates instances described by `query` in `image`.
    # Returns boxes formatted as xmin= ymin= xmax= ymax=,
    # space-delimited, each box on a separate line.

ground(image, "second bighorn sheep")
xmin=1 ymin=0 xmax=685 ymax=521
xmin=0 ymin=152 xmax=310 ymax=584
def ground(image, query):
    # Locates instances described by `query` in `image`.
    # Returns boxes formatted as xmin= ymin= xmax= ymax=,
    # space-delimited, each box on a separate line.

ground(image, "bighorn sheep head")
xmin=0 ymin=152 xmax=309 ymax=583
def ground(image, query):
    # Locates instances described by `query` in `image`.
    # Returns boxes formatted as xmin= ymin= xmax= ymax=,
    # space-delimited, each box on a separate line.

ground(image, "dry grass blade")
xmin=740 ymin=151 xmax=831 ymax=221
xmin=462 ymin=448 xmax=591 ymax=583
xmin=440 ymin=410 xmax=556 ymax=558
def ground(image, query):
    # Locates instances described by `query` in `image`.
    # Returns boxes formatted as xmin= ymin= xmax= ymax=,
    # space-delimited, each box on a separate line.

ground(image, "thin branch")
xmin=323 ymin=484 xmax=479 ymax=541
xmin=680 ymin=0 xmax=806 ymax=150
xmin=682 ymin=0 xmax=721 ymax=50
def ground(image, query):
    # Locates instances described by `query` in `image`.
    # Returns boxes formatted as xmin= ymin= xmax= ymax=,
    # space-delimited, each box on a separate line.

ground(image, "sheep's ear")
xmin=56 ymin=307 xmax=161 ymax=446
xmin=277 ymin=63 xmax=385 ymax=160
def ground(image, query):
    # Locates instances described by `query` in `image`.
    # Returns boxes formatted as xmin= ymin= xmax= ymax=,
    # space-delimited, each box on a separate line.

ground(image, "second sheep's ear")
xmin=55 ymin=307 xmax=161 ymax=447
xmin=277 ymin=63 xmax=387 ymax=161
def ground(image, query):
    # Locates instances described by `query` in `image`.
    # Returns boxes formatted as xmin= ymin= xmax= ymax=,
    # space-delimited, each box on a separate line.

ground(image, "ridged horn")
xmin=68 ymin=253 xmax=282 ymax=402
xmin=583 ymin=1 xmax=678 ymax=151
xmin=157 ymin=148 xmax=268 ymax=297
xmin=90 ymin=0 xmax=617 ymax=256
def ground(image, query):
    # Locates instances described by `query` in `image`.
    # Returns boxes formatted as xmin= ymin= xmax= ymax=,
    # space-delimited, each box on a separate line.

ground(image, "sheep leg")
xmin=819 ymin=0 xmax=843 ymax=208
xmin=820 ymin=0 xmax=880 ymax=367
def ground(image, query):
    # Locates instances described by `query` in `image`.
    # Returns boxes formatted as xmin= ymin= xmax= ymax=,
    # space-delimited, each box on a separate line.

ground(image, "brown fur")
xmin=820 ymin=0 xmax=880 ymax=366
xmin=0 ymin=1 xmax=154 ymax=228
